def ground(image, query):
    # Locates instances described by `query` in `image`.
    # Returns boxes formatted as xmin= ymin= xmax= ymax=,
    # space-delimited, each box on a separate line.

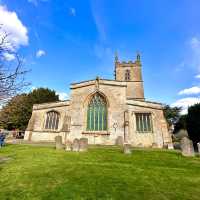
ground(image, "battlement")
xmin=114 ymin=52 xmax=144 ymax=100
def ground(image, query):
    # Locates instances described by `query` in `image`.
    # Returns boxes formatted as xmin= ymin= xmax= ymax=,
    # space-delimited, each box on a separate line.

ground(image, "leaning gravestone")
xmin=180 ymin=137 xmax=195 ymax=157
xmin=79 ymin=138 xmax=88 ymax=152
xmin=55 ymin=136 xmax=64 ymax=150
xmin=123 ymin=143 xmax=132 ymax=154
xmin=65 ymin=140 xmax=72 ymax=151
xmin=197 ymin=142 xmax=200 ymax=155
xmin=72 ymin=138 xmax=79 ymax=152
xmin=115 ymin=136 xmax=124 ymax=146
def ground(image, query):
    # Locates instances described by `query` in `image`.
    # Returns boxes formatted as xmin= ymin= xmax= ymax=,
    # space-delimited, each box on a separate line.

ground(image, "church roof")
xmin=126 ymin=99 xmax=163 ymax=110
xmin=33 ymin=100 xmax=70 ymax=110
xmin=70 ymin=78 xmax=127 ymax=89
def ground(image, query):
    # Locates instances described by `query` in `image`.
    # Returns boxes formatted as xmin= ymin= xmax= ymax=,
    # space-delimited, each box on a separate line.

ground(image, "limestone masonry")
xmin=24 ymin=53 xmax=173 ymax=148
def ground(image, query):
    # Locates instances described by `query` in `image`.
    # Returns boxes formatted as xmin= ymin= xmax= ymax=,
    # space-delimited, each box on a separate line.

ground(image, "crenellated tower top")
xmin=114 ymin=52 xmax=144 ymax=100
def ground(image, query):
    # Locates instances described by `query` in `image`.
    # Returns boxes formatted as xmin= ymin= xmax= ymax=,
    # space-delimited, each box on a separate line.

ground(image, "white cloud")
xmin=69 ymin=7 xmax=76 ymax=16
xmin=0 ymin=6 xmax=28 ymax=49
xmin=28 ymin=0 xmax=37 ymax=6
xmin=3 ymin=52 xmax=15 ymax=61
xmin=91 ymin=1 xmax=107 ymax=42
xmin=28 ymin=0 xmax=48 ymax=6
xmin=178 ymin=86 xmax=200 ymax=95
xmin=171 ymin=97 xmax=200 ymax=114
xmin=56 ymin=92 xmax=68 ymax=101
xmin=190 ymin=37 xmax=200 ymax=49
xmin=36 ymin=49 xmax=46 ymax=58
xmin=195 ymin=74 xmax=200 ymax=79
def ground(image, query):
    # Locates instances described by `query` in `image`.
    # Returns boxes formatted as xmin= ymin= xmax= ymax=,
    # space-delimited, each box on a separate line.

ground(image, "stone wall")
xmin=24 ymin=101 xmax=70 ymax=142
xmin=127 ymin=100 xmax=172 ymax=147
xmin=69 ymin=79 xmax=127 ymax=145
xmin=24 ymin=79 xmax=171 ymax=148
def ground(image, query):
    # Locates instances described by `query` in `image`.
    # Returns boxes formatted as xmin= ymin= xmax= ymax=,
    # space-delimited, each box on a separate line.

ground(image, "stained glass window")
xmin=45 ymin=111 xmax=59 ymax=130
xmin=87 ymin=93 xmax=107 ymax=131
xmin=135 ymin=113 xmax=152 ymax=133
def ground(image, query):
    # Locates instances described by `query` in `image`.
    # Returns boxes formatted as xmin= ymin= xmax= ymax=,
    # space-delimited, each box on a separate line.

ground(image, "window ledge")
xmin=82 ymin=131 xmax=110 ymax=135
xmin=136 ymin=131 xmax=153 ymax=134
xmin=43 ymin=129 xmax=60 ymax=133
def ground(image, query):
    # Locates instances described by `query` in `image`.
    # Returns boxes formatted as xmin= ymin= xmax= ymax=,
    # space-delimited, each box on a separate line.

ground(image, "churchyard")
xmin=0 ymin=144 xmax=200 ymax=200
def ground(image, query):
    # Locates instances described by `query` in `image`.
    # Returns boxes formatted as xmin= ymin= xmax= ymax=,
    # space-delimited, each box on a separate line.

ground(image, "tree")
xmin=0 ymin=94 xmax=29 ymax=130
xmin=0 ymin=26 xmax=29 ymax=103
xmin=186 ymin=103 xmax=200 ymax=145
xmin=163 ymin=105 xmax=181 ymax=128
xmin=0 ymin=88 xmax=59 ymax=130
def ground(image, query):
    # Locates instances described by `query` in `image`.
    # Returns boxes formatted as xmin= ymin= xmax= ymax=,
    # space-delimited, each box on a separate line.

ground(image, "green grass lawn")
xmin=0 ymin=145 xmax=200 ymax=200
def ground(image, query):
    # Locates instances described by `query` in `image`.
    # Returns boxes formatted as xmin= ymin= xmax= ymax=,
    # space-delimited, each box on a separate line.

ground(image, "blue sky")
xmin=1 ymin=0 xmax=200 ymax=113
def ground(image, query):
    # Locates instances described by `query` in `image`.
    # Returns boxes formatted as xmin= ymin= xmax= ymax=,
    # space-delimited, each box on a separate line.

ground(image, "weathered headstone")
xmin=197 ymin=142 xmax=200 ymax=154
xmin=115 ymin=136 xmax=124 ymax=146
xmin=167 ymin=143 xmax=174 ymax=150
xmin=175 ymin=129 xmax=188 ymax=139
xmin=72 ymin=138 xmax=79 ymax=152
xmin=79 ymin=138 xmax=88 ymax=152
xmin=123 ymin=143 xmax=132 ymax=154
xmin=180 ymin=137 xmax=195 ymax=157
xmin=55 ymin=136 xmax=64 ymax=150
xmin=137 ymin=143 xmax=143 ymax=148
xmin=152 ymin=142 xmax=158 ymax=148
xmin=65 ymin=140 xmax=72 ymax=151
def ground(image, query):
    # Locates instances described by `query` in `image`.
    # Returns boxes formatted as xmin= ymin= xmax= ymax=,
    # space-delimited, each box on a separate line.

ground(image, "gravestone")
xmin=175 ymin=129 xmax=188 ymax=139
xmin=123 ymin=143 xmax=132 ymax=154
xmin=65 ymin=140 xmax=72 ymax=151
xmin=79 ymin=138 xmax=88 ymax=152
xmin=137 ymin=143 xmax=143 ymax=148
xmin=152 ymin=142 xmax=158 ymax=148
xmin=55 ymin=136 xmax=64 ymax=150
xmin=167 ymin=143 xmax=174 ymax=150
xmin=115 ymin=136 xmax=124 ymax=146
xmin=180 ymin=137 xmax=195 ymax=157
xmin=72 ymin=138 xmax=79 ymax=152
xmin=197 ymin=142 xmax=200 ymax=154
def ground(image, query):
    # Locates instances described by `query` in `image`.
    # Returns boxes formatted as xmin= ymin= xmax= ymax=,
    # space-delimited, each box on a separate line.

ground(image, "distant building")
xmin=24 ymin=53 xmax=172 ymax=148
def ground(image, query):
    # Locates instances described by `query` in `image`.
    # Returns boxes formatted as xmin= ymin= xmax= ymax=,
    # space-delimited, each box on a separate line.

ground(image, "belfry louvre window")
xmin=125 ymin=69 xmax=130 ymax=81
xmin=135 ymin=113 xmax=152 ymax=132
xmin=87 ymin=93 xmax=107 ymax=131
xmin=45 ymin=111 xmax=59 ymax=130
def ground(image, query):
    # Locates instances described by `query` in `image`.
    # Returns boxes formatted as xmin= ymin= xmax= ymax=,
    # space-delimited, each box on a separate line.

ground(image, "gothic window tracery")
xmin=45 ymin=111 xmax=60 ymax=130
xmin=87 ymin=93 xmax=107 ymax=131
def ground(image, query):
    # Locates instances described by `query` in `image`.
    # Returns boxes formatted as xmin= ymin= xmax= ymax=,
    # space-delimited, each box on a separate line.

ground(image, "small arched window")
xmin=87 ymin=93 xmax=107 ymax=131
xmin=125 ymin=69 xmax=130 ymax=81
xmin=45 ymin=111 xmax=60 ymax=130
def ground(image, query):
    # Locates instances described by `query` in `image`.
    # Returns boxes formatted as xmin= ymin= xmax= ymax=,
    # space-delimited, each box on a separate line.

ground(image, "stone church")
xmin=24 ymin=53 xmax=172 ymax=148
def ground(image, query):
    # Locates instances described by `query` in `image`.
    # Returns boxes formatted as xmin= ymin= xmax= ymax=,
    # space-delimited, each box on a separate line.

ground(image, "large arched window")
xmin=87 ymin=93 xmax=107 ymax=131
xmin=45 ymin=111 xmax=59 ymax=130
xmin=125 ymin=69 xmax=130 ymax=81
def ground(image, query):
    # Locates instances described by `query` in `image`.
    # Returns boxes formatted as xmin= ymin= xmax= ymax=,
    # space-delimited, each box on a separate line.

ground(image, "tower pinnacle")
xmin=136 ymin=51 xmax=141 ymax=62
xmin=115 ymin=51 xmax=118 ymax=62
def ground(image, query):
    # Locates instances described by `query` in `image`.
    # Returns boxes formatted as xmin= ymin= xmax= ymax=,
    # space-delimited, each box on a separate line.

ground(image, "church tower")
xmin=114 ymin=52 xmax=145 ymax=100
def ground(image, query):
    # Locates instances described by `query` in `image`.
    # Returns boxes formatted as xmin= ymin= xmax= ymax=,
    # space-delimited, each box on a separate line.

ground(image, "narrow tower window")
xmin=125 ymin=69 xmax=130 ymax=81
xmin=87 ymin=93 xmax=107 ymax=131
